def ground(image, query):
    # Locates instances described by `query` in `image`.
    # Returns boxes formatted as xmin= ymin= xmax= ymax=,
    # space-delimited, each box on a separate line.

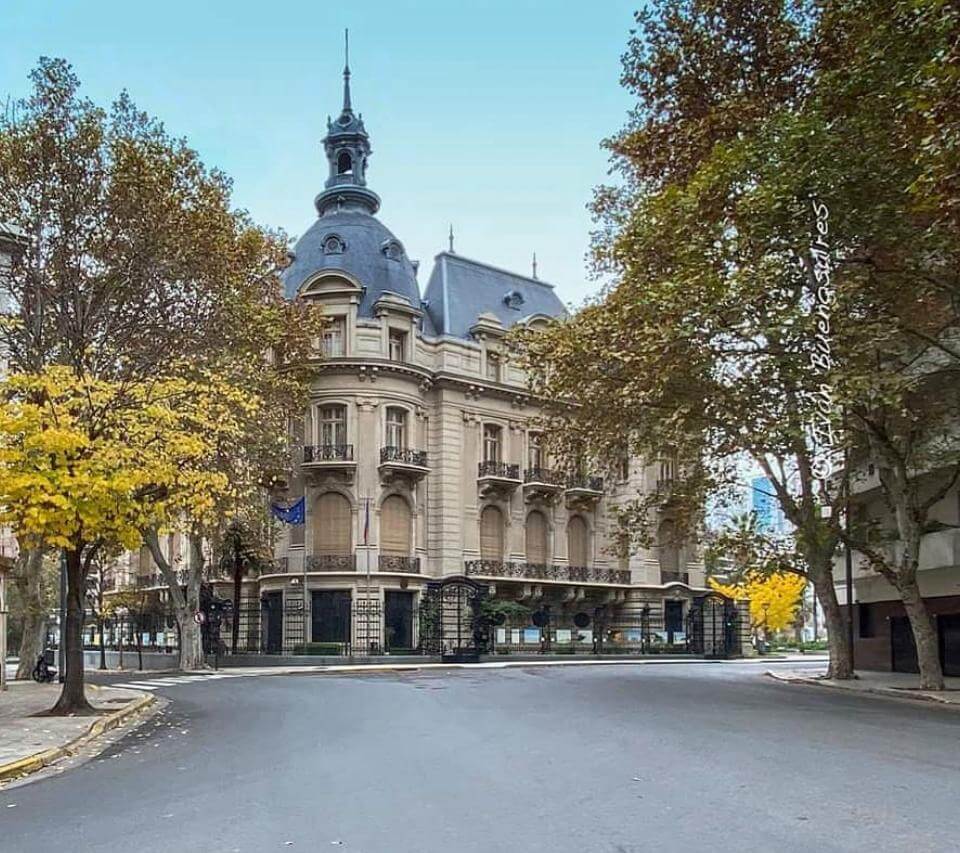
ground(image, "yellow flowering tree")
xmin=709 ymin=572 xmax=806 ymax=638
xmin=0 ymin=368 xmax=255 ymax=713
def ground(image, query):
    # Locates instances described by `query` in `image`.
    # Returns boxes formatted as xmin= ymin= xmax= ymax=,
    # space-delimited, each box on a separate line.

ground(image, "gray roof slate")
xmin=282 ymin=209 xmax=422 ymax=320
xmin=422 ymin=252 xmax=567 ymax=339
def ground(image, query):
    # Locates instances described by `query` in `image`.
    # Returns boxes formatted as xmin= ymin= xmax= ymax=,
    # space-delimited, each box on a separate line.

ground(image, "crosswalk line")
xmin=114 ymin=682 xmax=160 ymax=690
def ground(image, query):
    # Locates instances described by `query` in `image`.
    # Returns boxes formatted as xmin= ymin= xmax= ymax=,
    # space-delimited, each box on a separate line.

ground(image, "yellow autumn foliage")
xmin=0 ymin=367 xmax=259 ymax=553
xmin=709 ymin=571 xmax=806 ymax=632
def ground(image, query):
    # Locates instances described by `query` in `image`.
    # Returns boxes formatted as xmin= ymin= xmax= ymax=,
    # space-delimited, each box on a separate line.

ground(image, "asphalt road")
xmin=2 ymin=662 xmax=958 ymax=853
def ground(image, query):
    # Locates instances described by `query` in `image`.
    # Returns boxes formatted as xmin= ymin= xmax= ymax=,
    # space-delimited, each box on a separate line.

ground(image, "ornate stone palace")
xmin=243 ymin=55 xmax=715 ymax=655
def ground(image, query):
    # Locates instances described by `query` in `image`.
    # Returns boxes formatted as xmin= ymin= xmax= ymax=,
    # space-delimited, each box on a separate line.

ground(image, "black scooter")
xmin=31 ymin=651 xmax=56 ymax=683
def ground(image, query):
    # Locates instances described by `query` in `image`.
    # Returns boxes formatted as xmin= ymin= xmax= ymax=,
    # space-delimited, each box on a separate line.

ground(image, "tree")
xmin=709 ymin=572 xmax=806 ymax=639
xmin=517 ymin=0 xmax=960 ymax=685
xmin=0 ymin=59 xmax=322 ymax=709
xmin=0 ymin=368 xmax=258 ymax=712
xmin=218 ymin=520 xmax=273 ymax=655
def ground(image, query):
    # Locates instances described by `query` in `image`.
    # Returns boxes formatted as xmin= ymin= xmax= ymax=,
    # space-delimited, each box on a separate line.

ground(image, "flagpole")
xmin=365 ymin=496 xmax=372 ymax=654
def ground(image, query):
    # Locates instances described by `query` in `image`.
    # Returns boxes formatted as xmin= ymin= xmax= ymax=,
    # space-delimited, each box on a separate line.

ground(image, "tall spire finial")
xmin=448 ymin=224 xmax=455 ymax=253
xmin=342 ymin=28 xmax=352 ymax=112
xmin=532 ymin=251 xmax=538 ymax=279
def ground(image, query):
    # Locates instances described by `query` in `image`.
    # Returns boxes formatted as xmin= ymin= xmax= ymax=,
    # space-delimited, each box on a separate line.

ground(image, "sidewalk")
xmin=767 ymin=667 xmax=960 ymax=706
xmin=0 ymin=681 xmax=153 ymax=782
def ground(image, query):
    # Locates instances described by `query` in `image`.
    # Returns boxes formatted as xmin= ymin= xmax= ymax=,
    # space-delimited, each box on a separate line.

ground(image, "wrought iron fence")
xmin=378 ymin=555 xmax=421 ymax=573
xmin=478 ymin=461 xmax=520 ymax=480
xmin=304 ymin=444 xmax=354 ymax=463
xmin=380 ymin=446 xmax=428 ymax=467
xmin=464 ymin=560 xmax=630 ymax=585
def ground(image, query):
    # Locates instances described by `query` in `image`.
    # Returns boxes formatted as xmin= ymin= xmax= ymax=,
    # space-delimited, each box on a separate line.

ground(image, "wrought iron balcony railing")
xmin=380 ymin=446 xmax=428 ymax=467
xmin=566 ymin=474 xmax=604 ymax=493
xmin=305 ymin=554 xmax=356 ymax=572
xmin=303 ymin=444 xmax=354 ymax=463
xmin=464 ymin=560 xmax=630 ymax=585
xmin=660 ymin=570 xmax=690 ymax=585
xmin=478 ymin=461 xmax=521 ymax=480
xmin=378 ymin=555 xmax=421 ymax=574
xmin=523 ymin=467 xmax=565 ymax=486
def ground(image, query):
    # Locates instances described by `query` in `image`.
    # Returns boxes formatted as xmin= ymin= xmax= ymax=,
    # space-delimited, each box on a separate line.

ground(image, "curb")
xmin=0 ymin=692 xmax=155 ymax=783
xmin=764 ymin=670 xmax=957 ymax=707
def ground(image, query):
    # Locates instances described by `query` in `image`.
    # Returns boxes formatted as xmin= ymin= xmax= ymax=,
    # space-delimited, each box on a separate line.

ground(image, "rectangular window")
xmin=319 ymin=405 xmax=346 ymax=447
xmin=483 ymin=425 xmax=502 ymax=463
xmin=486 ymin=353 xmax=501 ymax=382
xmin=528 ymin=432 xmax=543 ymax=470
xmin=386 ymin=407 xmax=407 ymax=449
xmin=388 ymin=330 xmax=406 ymax=362
xmin=321 ymin=318 xmax=345 ymax=357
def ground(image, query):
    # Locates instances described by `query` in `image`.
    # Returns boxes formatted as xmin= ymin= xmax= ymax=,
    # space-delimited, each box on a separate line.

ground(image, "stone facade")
xmin=250 ymin=56 xmax=710 ymax=654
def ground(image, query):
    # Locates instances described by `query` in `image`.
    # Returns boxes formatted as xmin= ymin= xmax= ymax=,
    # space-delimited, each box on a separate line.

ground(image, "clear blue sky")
xmin=1 ymin=1 xmax=640 ymax=306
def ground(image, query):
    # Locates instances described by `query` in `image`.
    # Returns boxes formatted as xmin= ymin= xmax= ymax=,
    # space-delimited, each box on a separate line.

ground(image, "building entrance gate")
xmin=419 ymin=576 xmax=489 ymax=662
xmin=687 ymin=593 xmax=740 ymax=658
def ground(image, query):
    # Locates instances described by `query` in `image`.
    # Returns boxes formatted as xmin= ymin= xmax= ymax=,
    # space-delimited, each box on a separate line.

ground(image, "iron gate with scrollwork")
xmin=687 ymin=592 xmax=741 ymax=658
xmin=419 ymin=576 xmax=489 ymax=662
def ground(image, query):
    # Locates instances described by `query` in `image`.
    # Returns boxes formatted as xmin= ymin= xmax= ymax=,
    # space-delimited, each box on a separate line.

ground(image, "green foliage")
xmin=292 ymin=643 xmax=346 ymax=656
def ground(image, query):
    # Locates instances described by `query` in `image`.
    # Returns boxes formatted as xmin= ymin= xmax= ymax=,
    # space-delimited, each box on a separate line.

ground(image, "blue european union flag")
xmin=271 ymin=497 xmax=305 ymax=525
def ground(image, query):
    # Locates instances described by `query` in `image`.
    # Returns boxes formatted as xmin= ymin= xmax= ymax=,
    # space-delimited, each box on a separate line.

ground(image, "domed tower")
xmin=283 ymin=33 xmax=422 ymax=318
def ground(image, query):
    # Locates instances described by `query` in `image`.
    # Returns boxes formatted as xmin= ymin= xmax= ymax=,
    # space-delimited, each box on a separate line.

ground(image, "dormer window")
xmin=381 ymin=239 xmax=404 ymax=261
xmin=503 ymin=290 xmax=525 ymax=310
xmin=322 ymin=234 xmax=345 ymax=255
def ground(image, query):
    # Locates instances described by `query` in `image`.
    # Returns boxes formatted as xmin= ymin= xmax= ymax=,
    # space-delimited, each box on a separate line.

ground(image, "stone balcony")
xmin=464 ymin=560 xmax=630 ymax=585
xmin=478 ymin=461 xmax=522 ymax=497
xmin=565 ymin=474 xmax=604 ymax=509
xmin=379 ymin=446 xmax=429 ymax=484
xmin=523 ymin=467 xmax=565 ymax=502
xmin=302 ymin=444 xmax=356 ymax=483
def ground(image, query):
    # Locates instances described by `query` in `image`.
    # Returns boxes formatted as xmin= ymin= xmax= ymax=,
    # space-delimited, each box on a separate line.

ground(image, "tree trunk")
xmin=176 ymin=579 xmax=204 ymax=670
xmin=49 ymin=548 xmax=94 ymax=715
xmin=901 ymin=577 xmax=944 ymax=690
xmin=14 ymin=549 xmax=47 ymax=681
xmin=98 ymin=616 xmax=106 ymax=670
xmin=809 ymin=565 xmax=853 ymax=679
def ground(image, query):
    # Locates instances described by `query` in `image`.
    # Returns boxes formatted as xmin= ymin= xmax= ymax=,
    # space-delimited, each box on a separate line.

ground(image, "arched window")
xmin=380 ymin=495 xmax=412 ymax=556
xmin=337 ymin=151 xmax=353 ymax=175
xmin=480 ymin=506 xmax=504 ymax=562
xmin=385 ymin=407 xmax=407 ymax=449
xmin=314 ymin=493 xmax=352 ymax=555
xmin=526 ymin=510 xmax=548 ymax=566
xmin=567 ymin=516 xmax=588 ymax=568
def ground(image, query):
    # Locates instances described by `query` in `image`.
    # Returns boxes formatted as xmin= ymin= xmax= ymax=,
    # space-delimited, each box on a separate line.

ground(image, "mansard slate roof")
xmin=282 ymin=209 xmax=422 ymax=318
xmin=422 ymin=252 xmax=567 ymax=339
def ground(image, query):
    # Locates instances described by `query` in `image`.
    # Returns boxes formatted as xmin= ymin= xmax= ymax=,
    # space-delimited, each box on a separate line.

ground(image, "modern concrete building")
xmin=835 ymin=462 xmax=960 ymax=675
